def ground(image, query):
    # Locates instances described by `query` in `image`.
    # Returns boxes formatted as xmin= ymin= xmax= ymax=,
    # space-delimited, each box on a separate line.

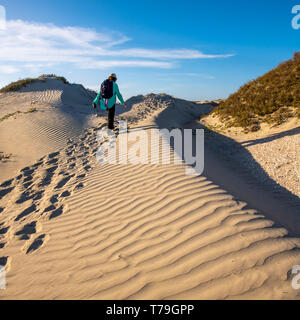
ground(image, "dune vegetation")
xmin=0 ymin=108 xmax=37 ymax=122
xmin=0 ymin=74 xmax=70 ymax=93
xmin=39 ymin=74 xmax=69 ymax=84
xmin=25 ymin=107 xmax=37 ymax=114
xmin=0 ymin=152 xmax=11 ymax=161
xmin=0 ymin=78 xmax=37 ymax=93
xmin=0 ymin=111 xmax=21 ymax=122
xmin=213 ymin=52 xmax=300 ymax=131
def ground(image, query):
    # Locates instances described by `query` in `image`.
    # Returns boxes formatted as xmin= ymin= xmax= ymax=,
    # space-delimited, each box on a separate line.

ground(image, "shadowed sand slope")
xmin=0 ymin=97 xmax=300 ymax=299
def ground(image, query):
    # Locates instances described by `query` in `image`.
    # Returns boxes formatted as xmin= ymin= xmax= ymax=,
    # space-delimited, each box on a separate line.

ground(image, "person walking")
xmin=93 ymin=73 xmax=127 ymax=130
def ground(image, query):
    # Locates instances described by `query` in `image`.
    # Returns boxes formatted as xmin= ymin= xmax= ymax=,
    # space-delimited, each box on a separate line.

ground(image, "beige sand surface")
xmin=0 ymin=78 xmax=96 ymax=182
xmin=200 ymin=113 xmax=300 ymax=197
xmin=0 ymin=92 xmax=300 ymax=299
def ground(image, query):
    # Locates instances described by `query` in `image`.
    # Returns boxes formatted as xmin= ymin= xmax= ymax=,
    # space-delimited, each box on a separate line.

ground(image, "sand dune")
xmin=0 ymin=93 xmax=300 ymax=299
xmin=0 ymin=78 xmax=96 ymax=182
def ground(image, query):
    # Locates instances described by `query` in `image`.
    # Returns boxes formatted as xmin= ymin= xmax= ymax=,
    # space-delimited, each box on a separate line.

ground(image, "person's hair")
xmin=108 ymin=75 xmax=117 ymax=81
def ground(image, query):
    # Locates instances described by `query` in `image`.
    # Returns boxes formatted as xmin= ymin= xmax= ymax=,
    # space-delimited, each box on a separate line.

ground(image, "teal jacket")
xmin=93 ymin=81 xmax=125 ymax=110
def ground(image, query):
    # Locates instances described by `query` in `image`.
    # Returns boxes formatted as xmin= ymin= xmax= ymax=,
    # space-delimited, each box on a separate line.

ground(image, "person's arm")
xmin=93 ymin=91 xmax=101 ymax=106
xmin=115 ymin=83 xmax=126 ymax=106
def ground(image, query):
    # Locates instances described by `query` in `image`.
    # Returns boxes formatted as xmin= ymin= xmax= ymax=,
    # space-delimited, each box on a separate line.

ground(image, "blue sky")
xmin=0 ymin=0 xmax=299 ymax=100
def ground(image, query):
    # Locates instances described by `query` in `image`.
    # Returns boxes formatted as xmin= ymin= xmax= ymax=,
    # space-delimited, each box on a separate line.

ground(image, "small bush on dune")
xmin=38 ymin=74 xmax=69 ymax=84
xmin=25 ymin=107 xmax=37 ymax=114
xmin=0 ymin=152 xmax=12 ymax=161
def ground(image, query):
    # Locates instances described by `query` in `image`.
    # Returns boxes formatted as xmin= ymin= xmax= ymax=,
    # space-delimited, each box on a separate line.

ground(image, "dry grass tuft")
xmin=213 ymin=52 xmax=300 ymax=130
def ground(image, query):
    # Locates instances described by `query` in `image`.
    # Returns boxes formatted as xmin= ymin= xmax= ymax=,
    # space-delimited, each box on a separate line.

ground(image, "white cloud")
xmin=109 ymin=49 xmax=233 ymax=60
xmin=78 ymin=60 xmax=174 ymax=69
xmin=0 ymin=20 xmax=234 ymax=71
xmin=0 ymin=65 xmax=20 ymax=74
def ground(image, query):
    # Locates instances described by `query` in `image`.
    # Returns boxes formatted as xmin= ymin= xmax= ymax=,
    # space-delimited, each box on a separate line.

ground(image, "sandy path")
xmin=0 ymin=103 xmax=300 ymax=299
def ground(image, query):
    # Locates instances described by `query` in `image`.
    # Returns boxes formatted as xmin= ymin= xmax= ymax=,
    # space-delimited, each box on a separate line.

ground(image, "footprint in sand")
xmin=23 ymin=181 xmax=33 ymax=189
xmin=20 ymin=170 xmax=35 ymax=187
xmin=32 ymin=161 xmax=43 ymax=169
xmin=0 ymin=256 xmax=8 ymax=267
xmin=68 ymin=163 xmax=76 ymax=169
xmin=50 ymin=194 xmax=59 ymax=204
xmin=0 ymin=179 xmax=13 ymax=188
xmin=16 ymin=190 xmax=33 ymax=204
xmin=46 ymin=158 xmax=58 ymax=165
xmin=74 ymin=182 xmax=84 ymax=190
xmin=43 ymin=204 xmax=56 ymax=214
xmin=16 ymin=188 xmax=44 ymax=204
xmin=38 ymin=165 xmax=58 ymax=187
xmin=15 ymin=221 xmax=37 ymax=240
xmin=61 ymin=190 xmax=71 ymax=198
xmin=66 ymin=151 xmax=74 ymax=157
xmin=25 ymin=234 xmax=47 ymax=254
xmin=21 ymin=168 xmax=35 ymax=176
xmin=0 ymin=226 xmax=9 ymax=235
xmin=23 ymin=175 xmax=33 ymax=183
xmin=15 ymin=204 xmax=36 ymax=222
xmin=32 ymin=190 xmax=44 ymax=201
xmin=48 ymin=152 xmax=60 ymax=159
xmin=49 ymin=205 xmax=64 ymax=220
xmin=55 ymin=175 xmax=74 ymax=189
xmin=0 ymin=187 xmax=14 ymax=200
xmin=82 ymin=160 xmax=89 ymax=166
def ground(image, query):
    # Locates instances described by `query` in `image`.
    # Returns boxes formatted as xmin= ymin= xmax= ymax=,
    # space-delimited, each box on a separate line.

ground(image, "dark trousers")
xmin=108 ymin=104 xmax=116 ymax=130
